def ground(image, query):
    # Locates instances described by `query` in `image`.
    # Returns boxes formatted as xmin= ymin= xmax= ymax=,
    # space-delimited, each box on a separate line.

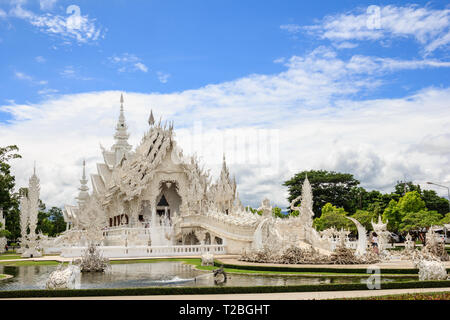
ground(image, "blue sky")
xmin=1 ymin=0 xmax=448 ymax=110
xmin=0 ymin=0 xmax=449 ymax=208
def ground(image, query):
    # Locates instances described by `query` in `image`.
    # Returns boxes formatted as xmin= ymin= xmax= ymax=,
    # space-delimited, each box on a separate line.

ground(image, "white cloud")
xmin=135 ymin=62 xmax=148 ymax=73
xmin=8 ymin=2 xmax=104 ymax=44
xmin=14 ymin=71 xmax=33 ymax=81
xmin=280 ymin=24 xmax=302 ymax=34
xmin=39 ymin=0 xmax=57 ymax=11
xmin=304 ymin=5 xmax=450 ymax=55
xmin=1 ymin=49 xmax=450 ymax=209
xmin=0 ymin=8 xmax=7 ymax=18
xmin=108 ymin=53 xmax=149 ymax=73
xmin=37 ymin=88 xmax=58 ymax=96
xmin=157 ymin=71 xmax=170 ymax=83
xmin=333 ymin=41 xmax=358 ymax=49
xmin=14 ymin=71 xmax=47 ymax=85
xmin=60 ymin=66 xmax=92 ymax=80
xmin=35 ymin=56 xmax=46 ymax=63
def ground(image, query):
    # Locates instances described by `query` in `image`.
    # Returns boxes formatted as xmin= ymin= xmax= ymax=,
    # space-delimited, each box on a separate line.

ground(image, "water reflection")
xmin=0 ymin=261 xmax=396 ymax=291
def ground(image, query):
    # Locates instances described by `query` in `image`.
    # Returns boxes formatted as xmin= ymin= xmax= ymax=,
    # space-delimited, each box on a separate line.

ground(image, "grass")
xmin=0 ymin=254 xmax=22 ymax=261
xmin=0 ymin=260 xmax=64 ymax=266
xmin=347 ymin=291 xmax=450 ymax=300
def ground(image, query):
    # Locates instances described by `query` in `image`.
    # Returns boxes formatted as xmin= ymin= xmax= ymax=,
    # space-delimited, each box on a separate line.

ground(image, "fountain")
xmin=149 ymin=207 xmax=173 ymax=247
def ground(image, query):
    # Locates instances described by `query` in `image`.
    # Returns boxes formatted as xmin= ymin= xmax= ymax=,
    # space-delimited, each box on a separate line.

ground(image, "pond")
xmin=0 ymin=261 xmax=406 ymax=291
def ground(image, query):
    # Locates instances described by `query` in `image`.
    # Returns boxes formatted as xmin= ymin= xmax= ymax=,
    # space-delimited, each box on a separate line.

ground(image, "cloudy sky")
xmin=0 ymin=0 xmax=449 ymax=209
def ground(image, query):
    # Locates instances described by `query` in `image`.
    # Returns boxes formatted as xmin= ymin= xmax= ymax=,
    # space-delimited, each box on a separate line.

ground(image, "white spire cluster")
xmin=112 ymin=93 xmax=132 ymax=153
xmin=76 ymin=160 xmax=90 ymax=207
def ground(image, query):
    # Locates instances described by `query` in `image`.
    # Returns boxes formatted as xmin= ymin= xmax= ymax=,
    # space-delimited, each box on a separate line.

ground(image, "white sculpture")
xmin=201 ymin=252 xmax=214 ymax=266
xmin=371 ymin=215 xmax=390 ymax=253
xmin=46 ymin=262 xmax=80 ymax=290
xmin=415 ymin=259 xmax=448 ymax=281
xmin=20 ymin=166 xmax=42 ymax=258
xmin=0 ymin=208 xmax=6 ymax=254
xmin=346 ymin=217 xmax=367 ymax=256
xmin=405 ymin=233 xmax=415 ymax=252
xmin=78 ymin=243 xmax=110 ymax=272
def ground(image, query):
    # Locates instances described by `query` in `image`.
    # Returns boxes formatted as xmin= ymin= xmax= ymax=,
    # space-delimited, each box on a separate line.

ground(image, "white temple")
xmin=19 ymin=95 xmax=341 ymax=258
xmin=59 ymin=94 xmax=261 ymax=255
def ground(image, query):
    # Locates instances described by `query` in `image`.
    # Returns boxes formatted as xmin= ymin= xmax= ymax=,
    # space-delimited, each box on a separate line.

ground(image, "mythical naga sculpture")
xmin=346 ymin=217 xmax=367 ymax=256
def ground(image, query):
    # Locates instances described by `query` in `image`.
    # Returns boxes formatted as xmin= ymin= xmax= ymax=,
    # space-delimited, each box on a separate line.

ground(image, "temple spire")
xmin=76 ymin=160 xmax=89 ymax=206
xmin=148 ymin=109 xmax=155 ymax=126
xmin=112 ymin=93 xmax=132 ymax=152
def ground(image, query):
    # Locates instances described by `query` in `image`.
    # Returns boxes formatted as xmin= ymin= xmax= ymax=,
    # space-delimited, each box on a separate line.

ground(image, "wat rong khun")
xmin=1 ymin=94 xmax=450 ymax=298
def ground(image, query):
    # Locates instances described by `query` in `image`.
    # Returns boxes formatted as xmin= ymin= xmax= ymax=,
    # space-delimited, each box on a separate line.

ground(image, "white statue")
xmin=415 ymin=259 xmax=448 ymax=281
xmin=371 ymin=215 xmax=390 ymax=253
xmin=201 ymin=252 xmax=214 ymax=266
xmin=346 ymin=217 xmax=367 ymax=256
xmin=405 ymin=233 xmax=415 ymax=252
xmin=46 ymin=262 xmax=80 ymax=290
xmin=21 ymin=166 xmax=42 ymax=258
xmin=0 ymin=208 xmax=6 ymax=254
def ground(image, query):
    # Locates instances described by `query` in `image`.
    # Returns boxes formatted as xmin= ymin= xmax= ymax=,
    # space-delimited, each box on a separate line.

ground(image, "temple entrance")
xmin=155 ymin=181 xmax=181 ymax=221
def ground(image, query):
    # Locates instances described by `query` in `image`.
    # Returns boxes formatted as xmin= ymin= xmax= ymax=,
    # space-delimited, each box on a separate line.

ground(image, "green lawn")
xmin=0 ymin=260 xmax=63 ymax=266
xmin=0 ymin=254 xmax=23 ymax=261
xmin=347 ymin=291 xmax=450 ymax=300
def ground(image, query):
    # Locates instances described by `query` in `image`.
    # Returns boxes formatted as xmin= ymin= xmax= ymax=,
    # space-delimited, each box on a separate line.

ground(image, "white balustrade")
xmin=61 ymin=244 xmax=226 ymax=258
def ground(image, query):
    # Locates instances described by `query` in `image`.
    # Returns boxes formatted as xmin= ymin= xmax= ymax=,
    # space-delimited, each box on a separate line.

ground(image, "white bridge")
xmin=60 ymin=244 xmax=226 ymax=258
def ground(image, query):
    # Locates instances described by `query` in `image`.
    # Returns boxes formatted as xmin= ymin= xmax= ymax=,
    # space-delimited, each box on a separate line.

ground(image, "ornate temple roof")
xmin=66 ymin=94 xmax=242 ymax=220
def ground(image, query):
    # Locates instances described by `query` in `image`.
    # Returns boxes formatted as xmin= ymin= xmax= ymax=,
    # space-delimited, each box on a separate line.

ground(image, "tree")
xmin=284 ymin=170 xmax=360 ymax=218
xmin=0 ymin=145 xmax=21 ymax=241
xmin=313 ymin=203 xmax=352 ymax=232
xmin=421 ymin=189 xmax=449 ymax=216
xmin=383 ymin=191 xmax=434 ymax=232
xmin=382 ymin=199 xmax=403 ymax=231
xmin=399 ymin=210 xmax=442 ymax=233
xmin=441 ymin=213 xmax=450 ymax=225
xmin=48 ymin=207 xmax=67 ymax=236
xmin=272 ymin=207 xmax=285 ymax=218
xmin=392 ymin=181 xmax=449 ymax=216
xmin=0 ymin=222 xmax=11 ymax=238
xmin=349 ymin=209 xmax=377 ymax=231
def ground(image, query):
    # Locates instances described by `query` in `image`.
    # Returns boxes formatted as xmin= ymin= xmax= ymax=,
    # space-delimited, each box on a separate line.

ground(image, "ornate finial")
xmin=120 ymin=93 xmax=124 ymax=104
xmin=82 ymin=159 xmax=86 ymax=180
xmin=33 ymin=161 xmax=36 ymax=175
xmin=148 ymin=109 xmax=155 ymax=126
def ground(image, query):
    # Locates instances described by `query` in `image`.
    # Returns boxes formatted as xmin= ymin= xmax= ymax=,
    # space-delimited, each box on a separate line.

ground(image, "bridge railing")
xmin=60 ymin=244 xmax=226 ymax=258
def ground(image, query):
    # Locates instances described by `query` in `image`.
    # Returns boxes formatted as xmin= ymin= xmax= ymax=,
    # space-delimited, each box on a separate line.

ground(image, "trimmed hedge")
xmin=1 ymin=280 xmax=450 ymax=298
xmin=213 ymin=260 xmax=433 ymax=275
